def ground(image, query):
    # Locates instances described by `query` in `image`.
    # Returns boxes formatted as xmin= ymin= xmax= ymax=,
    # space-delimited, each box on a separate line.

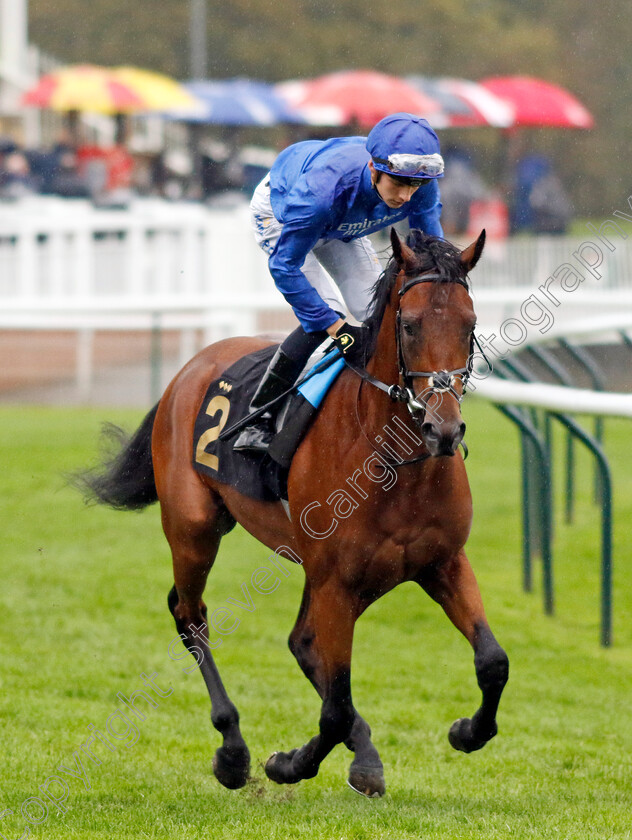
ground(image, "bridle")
xmin=346 ymin=268 xmax=490 ymax=423
xmin=219 ymin=266 xmax=490 ymax=452
xmin=395 ymin=271 xmax=473 ymax=416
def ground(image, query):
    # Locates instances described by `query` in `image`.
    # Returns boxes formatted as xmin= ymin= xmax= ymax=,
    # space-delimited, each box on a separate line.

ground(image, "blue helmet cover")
xmin=366 ymin=112 xmax=444 ymax=179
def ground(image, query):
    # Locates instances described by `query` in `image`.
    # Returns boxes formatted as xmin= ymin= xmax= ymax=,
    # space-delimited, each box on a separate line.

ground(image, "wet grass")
xmin=0 ymin=402 xmax=630 ymax=839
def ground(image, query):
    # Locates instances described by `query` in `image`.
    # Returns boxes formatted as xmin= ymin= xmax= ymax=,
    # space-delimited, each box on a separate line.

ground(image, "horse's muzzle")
xmin=420 ymin=419 xmax=466 ymax=457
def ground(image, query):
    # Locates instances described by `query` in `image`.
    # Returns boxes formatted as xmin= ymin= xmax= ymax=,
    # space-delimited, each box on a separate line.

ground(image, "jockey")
xmin=236 ymin=112 xmax=445 ymax=450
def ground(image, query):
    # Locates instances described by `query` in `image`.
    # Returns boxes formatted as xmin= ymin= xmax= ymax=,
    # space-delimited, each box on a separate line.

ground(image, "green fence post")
xmin=495 ymin=404 xmax=554 ymax=614
xmin=550 ymin=413 xmax=613 ymax=648
xmin=527 ymin=345 xmax=576 ymax=523
xmin=557 ymin=339 xmax=606 ymax=503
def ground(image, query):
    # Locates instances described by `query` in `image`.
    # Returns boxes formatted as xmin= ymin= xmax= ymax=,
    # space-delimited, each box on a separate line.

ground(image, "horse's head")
xmin=371 ymin=228 xmax=485 ymax=457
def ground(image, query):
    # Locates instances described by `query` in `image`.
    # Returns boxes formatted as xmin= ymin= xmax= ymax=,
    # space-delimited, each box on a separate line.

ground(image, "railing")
xmin=2 ymin=197 xmax=632 ymax=397
xmin=2 ymin=197 xmax=632 ymax=303
xmin=471 ymin=319 xmax=632 ymax=647
xmin=0 ymin=198 xmax=277 ymax=333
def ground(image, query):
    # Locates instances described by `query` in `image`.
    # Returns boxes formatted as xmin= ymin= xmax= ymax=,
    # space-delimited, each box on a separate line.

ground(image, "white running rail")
xmin=2 ymin=196 xmax=632 ymax=397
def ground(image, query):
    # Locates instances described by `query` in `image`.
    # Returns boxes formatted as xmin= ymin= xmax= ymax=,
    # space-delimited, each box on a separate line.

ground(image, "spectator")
xmin=510 ymin=154 xmax=572 ymax=235
xmin=0 ymin=143 xmax=38 ymax=199
xmin=49 ymin=145 xmax=91 ymax=198
xmin=439 ymin=147 xmax=489 ymax=236
xmin=528 ymin=168 xmax=573 ymax=235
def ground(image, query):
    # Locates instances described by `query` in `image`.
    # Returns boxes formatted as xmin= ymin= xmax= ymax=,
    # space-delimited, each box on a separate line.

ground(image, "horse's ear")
xmin=460 ymin=229 xmax=486 ymax=272
xmin=390 ymin=228 xmax=417 ymax=272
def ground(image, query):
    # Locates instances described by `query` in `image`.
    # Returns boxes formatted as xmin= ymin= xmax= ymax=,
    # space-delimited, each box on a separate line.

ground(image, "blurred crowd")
xmin=0 ymin=132 xmax=273 ymax=207
xmin=1 ymin=135 xmax=138 ymax=203
xmin=1 ymin=134 xmax=573 ymax=235
xmin=440 ymin=146 xmax=573 ymax=238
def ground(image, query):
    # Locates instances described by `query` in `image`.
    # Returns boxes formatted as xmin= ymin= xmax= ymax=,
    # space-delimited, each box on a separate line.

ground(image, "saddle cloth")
xmin=192 ymin=344 xmax=345 ymax=502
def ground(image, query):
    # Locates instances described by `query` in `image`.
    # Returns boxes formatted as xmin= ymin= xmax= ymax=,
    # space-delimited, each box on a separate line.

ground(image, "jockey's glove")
xmin=332 ymin=322 xmax=369 ymax=364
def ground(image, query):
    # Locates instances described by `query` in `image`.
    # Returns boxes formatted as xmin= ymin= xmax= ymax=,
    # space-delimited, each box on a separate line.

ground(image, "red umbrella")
xmin=406 ymin=76 xmax=514 ymax=128
xmin=479 ymin=76 xmax=594 ymax=129
xmin=276 ymin=70 xmax=446 ymax=128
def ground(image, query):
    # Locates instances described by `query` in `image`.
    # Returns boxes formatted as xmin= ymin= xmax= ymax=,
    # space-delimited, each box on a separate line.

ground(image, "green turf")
xmin=0 ymin=402 xmax=631 ymax=839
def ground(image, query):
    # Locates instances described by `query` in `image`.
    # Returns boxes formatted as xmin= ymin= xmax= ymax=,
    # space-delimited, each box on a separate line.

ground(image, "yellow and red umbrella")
xmin=22 ymin=64 xmax=202 ymax=115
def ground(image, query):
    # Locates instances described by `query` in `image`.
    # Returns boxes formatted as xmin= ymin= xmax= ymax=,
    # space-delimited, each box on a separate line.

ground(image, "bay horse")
xmin=81 ymin=228 xmax=508 ymax=798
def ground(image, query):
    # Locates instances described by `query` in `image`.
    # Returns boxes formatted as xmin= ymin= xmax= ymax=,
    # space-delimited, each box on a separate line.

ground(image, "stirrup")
xmin=233 ymin=418 xmax=276 ymax=452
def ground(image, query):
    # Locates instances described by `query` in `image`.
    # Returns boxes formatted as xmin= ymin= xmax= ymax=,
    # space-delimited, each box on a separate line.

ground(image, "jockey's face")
xmin=369 ymin=160 xmax=424 ymax=209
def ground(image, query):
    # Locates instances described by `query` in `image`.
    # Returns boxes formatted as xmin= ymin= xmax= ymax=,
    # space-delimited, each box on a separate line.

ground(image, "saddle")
xmin=192 ymin=345 xmax=345 ymax=502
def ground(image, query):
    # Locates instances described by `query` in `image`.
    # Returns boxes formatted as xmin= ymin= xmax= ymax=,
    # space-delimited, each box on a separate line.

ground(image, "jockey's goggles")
xmin=385 ymin=174 xmax=432 ymax=187
xmin=372 ymin=152 xmax=445 ymax=181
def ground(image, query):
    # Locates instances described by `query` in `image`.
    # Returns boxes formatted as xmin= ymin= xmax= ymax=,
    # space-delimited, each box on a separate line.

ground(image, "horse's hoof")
xmin=264 ymin=749 xmax=302 ymax=785
xmin=212 ymin=744 xmax=250 ymax=789
xmin=448 ymin=717 xmax=497 ymax=753
xmin=347 ymin=763 xmax=386 ymax=798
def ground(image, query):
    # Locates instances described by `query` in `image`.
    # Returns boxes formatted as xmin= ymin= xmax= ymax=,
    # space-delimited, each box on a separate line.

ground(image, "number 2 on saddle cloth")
xmin=193 ymin=345 xmax=345 ymax=502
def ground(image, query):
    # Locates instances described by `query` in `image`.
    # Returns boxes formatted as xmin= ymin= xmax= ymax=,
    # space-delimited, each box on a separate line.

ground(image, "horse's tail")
xmin=75 ymin=403 xmax=159 ymax=511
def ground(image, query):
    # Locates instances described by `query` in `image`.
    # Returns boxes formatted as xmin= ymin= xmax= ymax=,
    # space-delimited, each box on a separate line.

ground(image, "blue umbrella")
xmin=173 ymin=78 xmax=306 ymax=126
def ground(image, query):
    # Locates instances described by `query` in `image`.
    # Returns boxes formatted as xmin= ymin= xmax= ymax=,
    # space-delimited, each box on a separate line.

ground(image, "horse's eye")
xmin=402 ymin=322 xmax=414 ymax=336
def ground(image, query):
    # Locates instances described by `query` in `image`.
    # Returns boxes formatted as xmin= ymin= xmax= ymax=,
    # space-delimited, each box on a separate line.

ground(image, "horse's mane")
xmin=364 ymin=230 xmax=468 ymax=357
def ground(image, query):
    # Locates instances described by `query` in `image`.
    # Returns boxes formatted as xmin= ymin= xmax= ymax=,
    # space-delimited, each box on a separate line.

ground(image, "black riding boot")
xmin=232 ymin=347 xmax=305 ymax=451
xmin=250 ymin=347 xmax=303 ymax=410
xmin=233 ymin=326 xmax=329 ymax=452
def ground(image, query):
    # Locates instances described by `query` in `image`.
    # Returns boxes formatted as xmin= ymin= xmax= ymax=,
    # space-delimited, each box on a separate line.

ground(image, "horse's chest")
xmin=341 ymin=517 xmax=467 ymax=595
xmin=370 ymin=494 xmax=472 ymax=577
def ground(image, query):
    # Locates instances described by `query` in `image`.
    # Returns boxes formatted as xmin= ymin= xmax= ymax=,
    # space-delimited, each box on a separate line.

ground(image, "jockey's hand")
xmin=332 ymin=322 xmax=368 ymax=364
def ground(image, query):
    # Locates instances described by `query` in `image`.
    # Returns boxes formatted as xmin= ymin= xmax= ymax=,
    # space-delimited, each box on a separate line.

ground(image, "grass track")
xmin=0 ymin=401 xmax=631 ymax=839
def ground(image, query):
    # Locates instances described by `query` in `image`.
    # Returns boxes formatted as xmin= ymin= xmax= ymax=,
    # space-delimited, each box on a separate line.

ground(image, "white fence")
xmin=1 ymin=196 xmax=632 ymax=397
xmin=2 ymin=197 xmax=632 ymax=311
xmin=473 ymin=365 xmax=632 ymax=417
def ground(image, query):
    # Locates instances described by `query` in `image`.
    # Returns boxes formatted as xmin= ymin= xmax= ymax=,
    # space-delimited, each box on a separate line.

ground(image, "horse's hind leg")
xmin=418 ymin=550 xmax=509 ymax=753
xmin=288 ymin=582 xmax=385 ymax=796
xmin=164 ymin=492 xmax=250 ymax=789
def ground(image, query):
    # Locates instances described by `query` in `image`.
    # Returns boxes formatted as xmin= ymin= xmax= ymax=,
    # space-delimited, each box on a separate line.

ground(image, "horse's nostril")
xmin=420 ymin=422 xmax=439 ymax=441
xmin=421 ymin=420 xmax=465 ymax=456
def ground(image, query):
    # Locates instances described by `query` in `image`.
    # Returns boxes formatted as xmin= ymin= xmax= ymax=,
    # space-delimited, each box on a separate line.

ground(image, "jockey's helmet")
xmin=367 ymin=113 xmax=444 ymax=181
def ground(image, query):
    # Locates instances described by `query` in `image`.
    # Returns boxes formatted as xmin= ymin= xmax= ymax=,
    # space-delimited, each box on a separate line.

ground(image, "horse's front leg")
xmin=265 ymin=580 xmax=360 ymax=788
xmin=288 ymin=582 xmax=385 ymax=797
xmin=417 ymin=550 xmax=509 ymax=753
